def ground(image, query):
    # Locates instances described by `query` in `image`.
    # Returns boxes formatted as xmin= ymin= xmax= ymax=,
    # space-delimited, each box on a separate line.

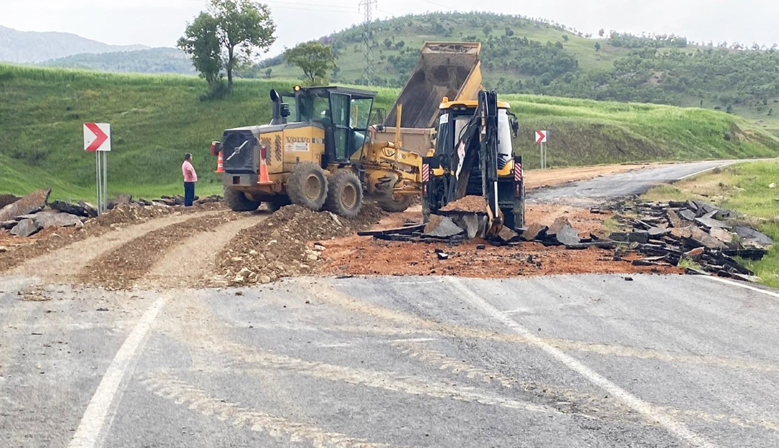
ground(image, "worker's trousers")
xmin=184 ymin=182 xmax=195 ymax=207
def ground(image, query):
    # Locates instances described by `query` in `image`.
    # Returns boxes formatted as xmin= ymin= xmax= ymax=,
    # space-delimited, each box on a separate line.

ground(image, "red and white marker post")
xmin=84 ymin=123 xmax=111 ymax=214
xmin=535 ymin=130 xmax=549 ymax=169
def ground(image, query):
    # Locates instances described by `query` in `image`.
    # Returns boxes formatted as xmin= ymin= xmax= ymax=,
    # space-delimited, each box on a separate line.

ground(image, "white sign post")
xmin=535 ymin=130 xmax=549 ymax=169
xmin=84 ymin=123 xmax=111 ymax=214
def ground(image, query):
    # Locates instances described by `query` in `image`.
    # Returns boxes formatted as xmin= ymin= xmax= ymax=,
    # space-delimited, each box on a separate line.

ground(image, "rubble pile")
xmin=0 ymin=189 xmax=224 ymax=238
xmin=607 ymin=200 xmax=773 ymax=281
xmin=214 ymin=204 xmax=384 ymax=286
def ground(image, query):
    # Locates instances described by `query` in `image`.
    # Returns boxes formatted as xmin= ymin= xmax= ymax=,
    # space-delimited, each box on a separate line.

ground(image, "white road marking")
xmin=702 ymin=276 xmax=779 ymax=300
xmin=68 ymin=295 xmax=169 ymax=448
xmin=447 ymin=277 xmax=718 ymax=448
xmin=676 ymin=162 xmax=732 ymax=180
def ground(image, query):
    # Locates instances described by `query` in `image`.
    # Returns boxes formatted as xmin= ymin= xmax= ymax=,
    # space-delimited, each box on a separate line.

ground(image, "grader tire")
xmin=287 ymin=162 xmax=328 ymax=211
xmin=325 ymin=170 xmax=363 ymax=218
xmin=224 ymin=186 xmax=261 ymax=212
xmin=378 ymin=193 xmax=414 ymax=213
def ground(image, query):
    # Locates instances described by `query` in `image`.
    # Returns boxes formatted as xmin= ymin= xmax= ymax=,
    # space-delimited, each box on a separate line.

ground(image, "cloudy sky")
xmin=2 ymin=0 xmax=778 ymax=55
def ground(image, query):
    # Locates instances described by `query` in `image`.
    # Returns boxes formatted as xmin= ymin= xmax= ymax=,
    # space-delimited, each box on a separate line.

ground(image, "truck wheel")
xmin=378 ymin=193 xmax=413 ymax=213
xmin=287 ymin=162 xmax=328 ymax=211
xmin=264 ymin=197 xmax=290 ymax=212
xmin=224 ymin=186 xmax=261 ymax=212
xmin=325 ymin=170 xmax=363 ymax=218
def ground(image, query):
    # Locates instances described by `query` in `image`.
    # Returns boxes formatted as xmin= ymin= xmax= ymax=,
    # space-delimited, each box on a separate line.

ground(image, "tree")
xmin=177 ymin=13 xmax=223 ymax=95
xmin=211 ymin=0 xmax=276 ymax=89
xmin=598 ymin=28 xmax=605 ymax=37
xmin=595 ymin=42 xmax=601 ymax=52
xmin=383 ymin=38 xmax=393 ymax=49
xmin=179 ymin=0 xmax=276 ymax=91
xmin=265 ymin=68 xmax=272 ymax=79
xmin=285 ymin=41 xmax=336 ymax=85
xmin=562 ymin=34 xmax=569 ymax=42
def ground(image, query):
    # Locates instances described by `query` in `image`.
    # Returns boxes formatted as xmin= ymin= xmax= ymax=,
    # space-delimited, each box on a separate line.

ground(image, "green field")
xmin=1 ymin=64 xmax=778 ymax=201
xmin=642 ymin=161 xmax=779 ymax=288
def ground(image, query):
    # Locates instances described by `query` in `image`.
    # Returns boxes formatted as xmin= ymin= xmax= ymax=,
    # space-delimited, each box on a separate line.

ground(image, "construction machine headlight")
xmin=293 ymin=85 xmax=301 ymax=92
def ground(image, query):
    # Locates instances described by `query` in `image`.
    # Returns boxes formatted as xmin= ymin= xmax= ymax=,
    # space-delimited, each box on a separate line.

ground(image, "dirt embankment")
xmin=81 ymin=211 xmax=241 ymax=290
xmin=0 ymin=204 xmax=220 ymax=274
xmin=212 ymin=204 xmax=385 ymax=286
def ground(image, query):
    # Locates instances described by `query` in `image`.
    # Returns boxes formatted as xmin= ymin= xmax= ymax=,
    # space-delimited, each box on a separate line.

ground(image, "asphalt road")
xmin=529 ymin=160 xmax=734 ymax=204
xmin=2 ymin=273 xmax=779 ymax=447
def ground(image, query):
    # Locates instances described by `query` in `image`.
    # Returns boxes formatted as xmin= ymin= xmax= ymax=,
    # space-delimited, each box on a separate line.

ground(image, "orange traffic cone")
xmin=258 ymin=152 xmax=272 ymax=184
xmin=215 ymin=151 xmax=224 ymax=173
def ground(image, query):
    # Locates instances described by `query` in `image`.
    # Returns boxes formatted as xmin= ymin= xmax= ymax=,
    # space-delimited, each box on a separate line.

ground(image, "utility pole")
xmin=358 ymin=0 xmax=377 ymax=85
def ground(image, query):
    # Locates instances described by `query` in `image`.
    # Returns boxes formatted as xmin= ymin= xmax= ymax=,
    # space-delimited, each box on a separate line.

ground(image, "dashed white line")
xmin=68 ymin=295 xmax=169 ymax=448
xmin=447 ymin=277 xmax=719 ymax=448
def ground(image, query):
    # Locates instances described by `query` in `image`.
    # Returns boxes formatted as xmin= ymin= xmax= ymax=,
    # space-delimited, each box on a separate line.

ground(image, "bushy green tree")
xmin=285 ymin=41 xmax=336 ymax=85
xmin=177 ymin=13 xmax=223 ymax=95
xmin=179 ymin=0 xmax=276 ymax=91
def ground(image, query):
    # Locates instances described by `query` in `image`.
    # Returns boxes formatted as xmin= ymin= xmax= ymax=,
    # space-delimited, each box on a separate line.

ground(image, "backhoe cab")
xmin=217 ymin=85 xmax=376 ymax=218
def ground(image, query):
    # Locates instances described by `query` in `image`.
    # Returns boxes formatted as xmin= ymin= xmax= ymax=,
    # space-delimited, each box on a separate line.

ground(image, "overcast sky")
xmin=2 ymin=0 xmax=778 ymax=55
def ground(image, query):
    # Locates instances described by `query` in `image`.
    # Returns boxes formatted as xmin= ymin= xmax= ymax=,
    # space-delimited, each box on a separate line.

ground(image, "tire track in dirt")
xmin=7 ymin=211 xmax=217 ymax=281
xmin=77 ymin=211 xmax=247 ymax=290
xmin=136 ymin=212 xmax=271 ymax=290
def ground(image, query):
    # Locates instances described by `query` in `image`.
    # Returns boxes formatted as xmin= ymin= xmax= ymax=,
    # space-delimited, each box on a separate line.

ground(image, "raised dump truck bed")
xmin=383 ymin=42 xmax=482 ymax=129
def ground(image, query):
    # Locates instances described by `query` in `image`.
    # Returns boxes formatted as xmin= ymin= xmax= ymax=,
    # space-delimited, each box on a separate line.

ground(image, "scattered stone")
xmin=684 ymin=247 xmax=705 ymax=258
xmin=476 ymin=244 xmax=486 ymax=250
xmin=624 ymin=277 xmax=634 ymax=281
xmin=678 ymin=209 xmax=696 ymax=222
xmin=555 ymin=224 xmax=581 ymax=246
xmin=647 ymin=227 xmax=670 ymax=238
xmin=0 ymin=188 xmax=51 ymax=222
xmin=79 ymin=201 xmax=99 ymax=218
xmin=520 ymin=223 xmax=548 ymax=241
xmin=436 ymin=252 xmax=449 ymax=260
xmin=96 ymin=307 xmax=109 ymax=312
xmin=1 ymin=220 xmax=17 ymax=229
xmin=50 ymin=200 xmax=90 ymax=217
xmin=235 ymin=291 xmax=244 ymax=296
xmin=0 ymin=194 xmax=20 ymax=209
xmin=497 ymin=226 xmax=519 ymax=243
xmin=424 ymin=216 xmax=464 ymax=238
xmin=609 ymin=231 xmax=650 ymax=244
xmin=0 ymin=246 xmax=7 ymax=253
xmin=666 ymin=209 xmax=683 ymax=228
xmin=734 ymin=226 xmax=773 ymax=248
xmin=33 ymin=211 xmax=83 ymax=229
xmin=709 ymin=227 xmax=734 ymax=245
xmin=10 ymin=219 xmax=43 ymax=237
xmin=107 ymin=194 xmax=133 ymax=210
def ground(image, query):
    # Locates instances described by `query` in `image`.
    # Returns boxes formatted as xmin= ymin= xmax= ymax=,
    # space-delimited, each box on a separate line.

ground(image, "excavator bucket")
xmin=383 ymin=42 xmax=482 ymax=129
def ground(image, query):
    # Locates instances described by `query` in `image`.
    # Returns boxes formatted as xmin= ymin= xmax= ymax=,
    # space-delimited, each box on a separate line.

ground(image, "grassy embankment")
xmin=1 ymin=64 xmax=778 ymax=201
xmin=643 ymin=161 xmax=779 ymax=287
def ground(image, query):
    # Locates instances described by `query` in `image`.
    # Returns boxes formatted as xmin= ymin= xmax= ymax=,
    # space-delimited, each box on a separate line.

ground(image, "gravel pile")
xmin=214 ymin=204 xmax=384 ymax=286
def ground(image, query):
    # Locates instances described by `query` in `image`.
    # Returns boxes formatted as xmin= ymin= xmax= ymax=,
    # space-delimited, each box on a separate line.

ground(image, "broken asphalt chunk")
xmin=0 ymin=188 xmax=51 ymax=222
xmin=423 ymin=216 xmax=464 ymax=238
xmin=609 ymin=231 xmax=650 ymax=244
xmin=10 ymin=218 xmax=43 ymax=237
xmin=520 ymin=223 xmax=548 ymax=241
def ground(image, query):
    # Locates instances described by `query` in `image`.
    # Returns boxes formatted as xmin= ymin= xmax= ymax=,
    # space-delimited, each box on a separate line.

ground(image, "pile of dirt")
xmin=212 ymin=204 xmax=384 ymax=286
xmin=440 ymin=195 xmax=488 ymax=213
xmin=82 ymin=212 xmax=241 ymax=290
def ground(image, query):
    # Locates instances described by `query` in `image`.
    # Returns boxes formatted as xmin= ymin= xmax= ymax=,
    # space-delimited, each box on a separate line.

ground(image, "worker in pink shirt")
xmin=182 ymin=153 xmax=198 ymax=207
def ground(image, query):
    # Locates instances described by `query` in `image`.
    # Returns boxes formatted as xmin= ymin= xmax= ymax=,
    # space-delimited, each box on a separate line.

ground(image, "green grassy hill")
xmin=258 ymin=12 xmax=779 ymax=132
xmin=1 ymin=64 xmax=778 ymax=201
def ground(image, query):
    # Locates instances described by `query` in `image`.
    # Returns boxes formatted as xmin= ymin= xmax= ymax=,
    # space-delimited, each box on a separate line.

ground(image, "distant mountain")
xmin=0 ymin=25 xmax=147 ymax=63
xmin=42 ymin=47 xmax=195 ymax=75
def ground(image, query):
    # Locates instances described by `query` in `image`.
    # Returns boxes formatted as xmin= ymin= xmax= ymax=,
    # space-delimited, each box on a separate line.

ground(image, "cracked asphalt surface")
xmin=1 ymin=161 xmax=778 ymax=447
